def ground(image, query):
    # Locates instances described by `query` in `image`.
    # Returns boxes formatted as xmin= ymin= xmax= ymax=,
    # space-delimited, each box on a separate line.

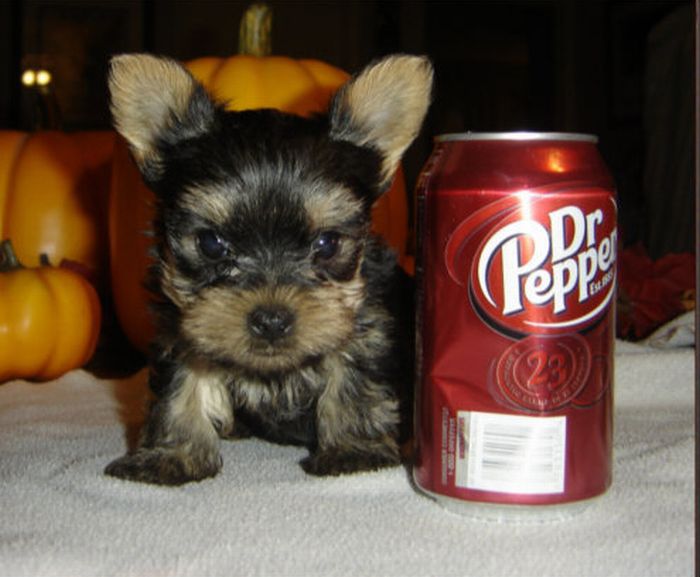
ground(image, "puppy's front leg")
xmin=105 ymin=362 xmax=233 ymax=485
xmin=303 ymin=357 xmax=401 ymax=476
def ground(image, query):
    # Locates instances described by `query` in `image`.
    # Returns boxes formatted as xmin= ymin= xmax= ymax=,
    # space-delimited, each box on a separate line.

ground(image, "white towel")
xmin=0 ymin=335 xmax=694 ymax=577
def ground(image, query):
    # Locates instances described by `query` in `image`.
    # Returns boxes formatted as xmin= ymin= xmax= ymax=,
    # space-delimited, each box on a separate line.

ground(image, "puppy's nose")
xmin=247 ymin=306 xmax=295 ymax=342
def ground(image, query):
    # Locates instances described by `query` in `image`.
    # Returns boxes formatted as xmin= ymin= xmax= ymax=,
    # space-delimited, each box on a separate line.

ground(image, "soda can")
xmin=413 ymin=132 xmax=617 ymax=522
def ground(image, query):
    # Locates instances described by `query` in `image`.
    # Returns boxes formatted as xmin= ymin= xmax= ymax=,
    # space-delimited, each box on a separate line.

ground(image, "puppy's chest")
xmin=231 ymin=368 xmax=324 ymax=421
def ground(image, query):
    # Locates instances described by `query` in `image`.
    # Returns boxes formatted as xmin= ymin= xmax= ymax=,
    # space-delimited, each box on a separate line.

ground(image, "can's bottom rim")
xmin=435 ymin=131 xmax=598 ymax=144
xmin=415 ymin=484 xmax=607 ymax=524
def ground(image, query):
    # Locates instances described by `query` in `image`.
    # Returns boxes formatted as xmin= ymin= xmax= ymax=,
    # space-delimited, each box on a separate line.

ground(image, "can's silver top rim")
xmin=436 ymin=131 xmax=598 ymax=144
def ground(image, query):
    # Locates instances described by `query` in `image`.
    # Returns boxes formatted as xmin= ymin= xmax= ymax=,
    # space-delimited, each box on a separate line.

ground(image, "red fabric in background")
xmin=617 ymin=244 xmax=695 ymax=340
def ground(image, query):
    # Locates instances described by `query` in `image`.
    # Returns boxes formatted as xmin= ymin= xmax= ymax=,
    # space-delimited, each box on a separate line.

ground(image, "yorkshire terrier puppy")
xmin=104 ymin=53 xmax=432 ymax=485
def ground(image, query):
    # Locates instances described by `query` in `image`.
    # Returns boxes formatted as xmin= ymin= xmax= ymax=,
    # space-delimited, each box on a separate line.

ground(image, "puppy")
xmin=105 ymin=53 xmax=432 ymax=485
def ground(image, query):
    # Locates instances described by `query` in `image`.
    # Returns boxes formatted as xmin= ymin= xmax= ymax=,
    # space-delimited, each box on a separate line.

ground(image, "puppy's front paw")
xmin=301 ymin=447 xmax=400 ymax=477
xmin=105 ymin=448 xmax=221 ymax=486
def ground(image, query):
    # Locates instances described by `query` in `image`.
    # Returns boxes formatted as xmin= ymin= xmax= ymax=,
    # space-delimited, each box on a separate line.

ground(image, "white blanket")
xmin=0 ymin=322 xmax=694 ymax=576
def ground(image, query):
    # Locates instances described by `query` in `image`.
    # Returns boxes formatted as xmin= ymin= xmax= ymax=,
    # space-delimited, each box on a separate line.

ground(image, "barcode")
xmin=455 ymin=411 xmax=566 ymax=495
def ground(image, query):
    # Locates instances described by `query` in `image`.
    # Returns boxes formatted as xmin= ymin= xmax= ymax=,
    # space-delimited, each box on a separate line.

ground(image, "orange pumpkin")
xmin=109 ymin=3 xmax=412 ymax=354
xmin=187 ymin=1 xmax=350 ymax=117
xmin=0 ymin=130 xmax=115 ymax=285
xmin=109 ymin=141 xmax=157 ymax=353
xmin=0 ymin=240 xmax=101 ymax=382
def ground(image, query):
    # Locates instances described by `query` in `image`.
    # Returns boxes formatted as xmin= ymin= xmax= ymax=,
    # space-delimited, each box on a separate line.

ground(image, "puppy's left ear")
xmin=329 ymin=55 xmax=433 ymax=191
xmin=108 ymin=53 xmax=218 ymax=182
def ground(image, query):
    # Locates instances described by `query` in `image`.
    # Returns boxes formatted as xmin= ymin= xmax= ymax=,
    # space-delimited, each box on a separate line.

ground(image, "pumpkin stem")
xmin=0 ymin=239 xmax=24 ymax=272
xmin=239 ymin=2 xmax=272 ymax=57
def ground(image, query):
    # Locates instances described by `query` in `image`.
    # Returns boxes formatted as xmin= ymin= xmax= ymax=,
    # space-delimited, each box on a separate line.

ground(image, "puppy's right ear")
xmin=108 ymin=54 xmax=217 ymax=181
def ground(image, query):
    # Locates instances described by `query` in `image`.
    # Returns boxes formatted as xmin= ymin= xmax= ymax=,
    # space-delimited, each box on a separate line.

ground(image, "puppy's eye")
xmin=196 ymin=229 xmax=228 ymax=260
xmin=313 ymin=231 xmax=341 ymax=260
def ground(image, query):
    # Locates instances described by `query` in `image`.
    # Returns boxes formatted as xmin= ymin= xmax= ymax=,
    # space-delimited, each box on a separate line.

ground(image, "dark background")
xmin=0 ymin=0 xmax=694 ymax=258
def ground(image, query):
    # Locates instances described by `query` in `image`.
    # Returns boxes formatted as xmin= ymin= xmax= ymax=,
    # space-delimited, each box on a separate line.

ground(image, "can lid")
xmin=435 ymin=131 xmax=598 ymax=144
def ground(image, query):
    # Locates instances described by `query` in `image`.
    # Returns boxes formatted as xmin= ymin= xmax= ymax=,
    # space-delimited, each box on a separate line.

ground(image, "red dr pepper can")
xmin=413 ymin=132 xmax=617 ymax=521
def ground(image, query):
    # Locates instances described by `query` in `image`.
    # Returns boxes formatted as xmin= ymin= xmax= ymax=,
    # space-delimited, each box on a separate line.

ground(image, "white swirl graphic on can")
xmin=445 ymin=190 xmax=617 ymax=336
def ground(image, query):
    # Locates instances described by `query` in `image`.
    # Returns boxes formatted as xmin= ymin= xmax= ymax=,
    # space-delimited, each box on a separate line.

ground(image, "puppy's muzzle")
xmin=247 ymin=305 xmax=296 ymax=343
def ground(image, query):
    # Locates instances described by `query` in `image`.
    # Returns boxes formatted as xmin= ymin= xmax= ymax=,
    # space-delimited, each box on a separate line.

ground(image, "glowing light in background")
xmin=21 ymin=69 xmax=52 ymax=87
xmin=36 ymin=70 xmax=52 ymax=86
xmin=21 ymin=70 xmax=35 ymax=86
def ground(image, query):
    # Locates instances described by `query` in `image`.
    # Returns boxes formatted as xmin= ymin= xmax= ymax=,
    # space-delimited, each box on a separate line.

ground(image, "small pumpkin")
xmin=109 ymin=2 xmax=412 ymax=354
xmin=0 ymin=130 xmax=115 ymax=285
xmin=0 ymin=239 xmax=102 ymax=382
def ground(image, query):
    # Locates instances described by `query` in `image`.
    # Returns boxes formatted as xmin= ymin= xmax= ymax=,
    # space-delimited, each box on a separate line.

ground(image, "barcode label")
xmin=455 ymin=411 xmax=566 ymax=494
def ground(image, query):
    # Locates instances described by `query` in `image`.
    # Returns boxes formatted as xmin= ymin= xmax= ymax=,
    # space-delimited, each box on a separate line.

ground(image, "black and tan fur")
xmin=105 ymin=53 xmax=433 ymax=485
